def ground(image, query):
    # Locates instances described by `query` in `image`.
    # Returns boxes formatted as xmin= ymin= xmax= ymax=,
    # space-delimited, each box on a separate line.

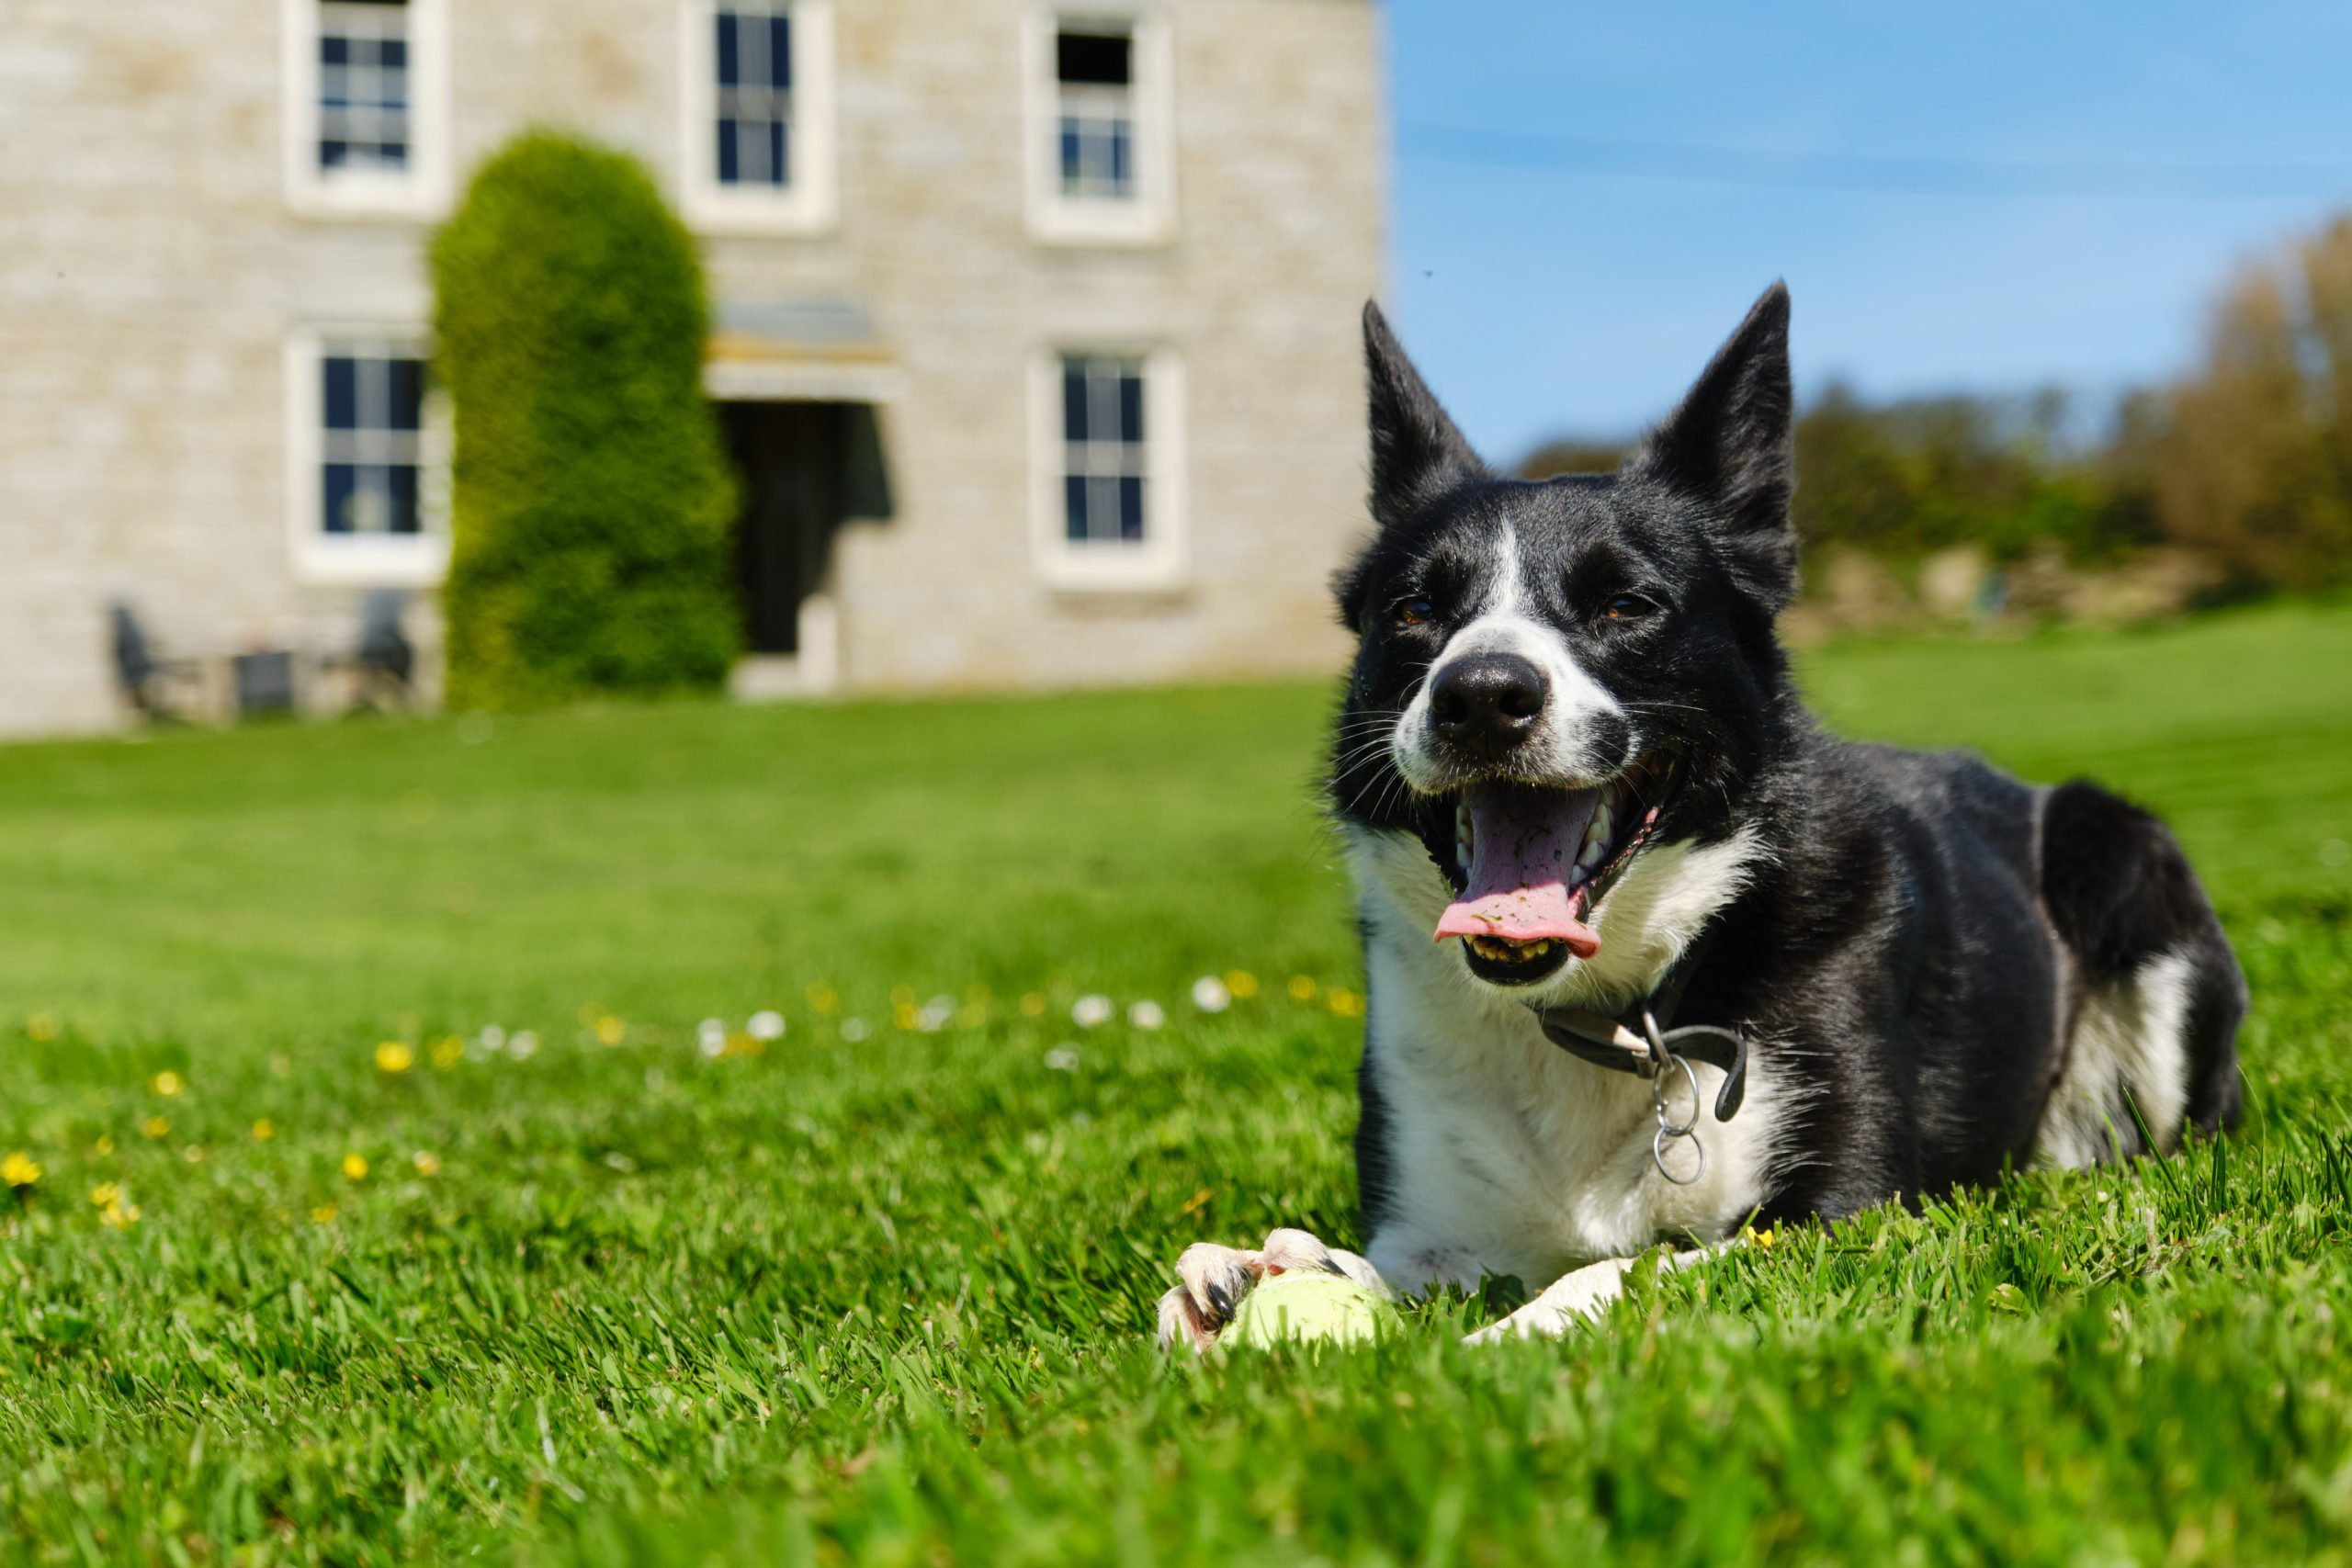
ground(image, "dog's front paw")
xmin=1154 ymin=1227 xmax=1357 ymax=1350
xmin=1463 ymin=1255 xmax=1637 ymax=1344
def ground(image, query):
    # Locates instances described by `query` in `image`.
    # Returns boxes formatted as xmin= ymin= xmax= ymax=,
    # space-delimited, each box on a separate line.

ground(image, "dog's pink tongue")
xmin=1434 ymin=783 xmax=1603 ymax=957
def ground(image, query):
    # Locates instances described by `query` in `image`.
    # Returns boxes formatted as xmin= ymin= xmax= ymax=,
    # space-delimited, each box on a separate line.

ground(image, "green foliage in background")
xmin=1526 ymin=209 xmax=2352 ymax=597
xmin=1524 ymin=387 xmax=2164 ymax=574
xmin=432 ymin=130 xmax=739 ymax=709
xmin=0 ymin=607 xmax=2346 ymax=1562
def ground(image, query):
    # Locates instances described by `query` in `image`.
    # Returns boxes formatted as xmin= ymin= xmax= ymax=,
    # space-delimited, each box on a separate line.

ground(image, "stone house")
xmin=0 ymin=0 xmax=1383 ymax=735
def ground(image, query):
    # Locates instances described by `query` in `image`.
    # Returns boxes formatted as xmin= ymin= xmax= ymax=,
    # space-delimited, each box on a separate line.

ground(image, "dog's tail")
xmin=2038 ymin=779 xmax=2245 ymax=1140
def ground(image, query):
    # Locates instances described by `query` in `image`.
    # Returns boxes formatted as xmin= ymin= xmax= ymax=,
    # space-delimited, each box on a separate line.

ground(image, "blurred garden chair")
xmin=322 ymin=590 xmax=415 ymax=713
xmin=109 ymin=602 xmax=208 ymax=724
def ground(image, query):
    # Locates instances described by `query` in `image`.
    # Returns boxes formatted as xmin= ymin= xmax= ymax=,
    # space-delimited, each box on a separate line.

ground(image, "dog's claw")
xmin=1156 ymin=1229 xmax=1384 ymax=1350
xmin=1160 ymin=1241 xmax=1263 ymax=1349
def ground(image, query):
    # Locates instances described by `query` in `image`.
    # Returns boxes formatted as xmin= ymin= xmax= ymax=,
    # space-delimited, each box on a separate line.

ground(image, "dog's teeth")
xmin=1455 ymin=800 xmax=1474 ymax=872
xmin=1577 ymin=803 xmax=1613 ymax=869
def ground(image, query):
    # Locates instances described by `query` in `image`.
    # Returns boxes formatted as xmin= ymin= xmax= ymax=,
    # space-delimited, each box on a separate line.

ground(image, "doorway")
xmin=719 ymin=400 xmax=849 ymax=657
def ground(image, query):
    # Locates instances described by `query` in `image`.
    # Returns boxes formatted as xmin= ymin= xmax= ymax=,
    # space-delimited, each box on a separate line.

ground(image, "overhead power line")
xmin=1396 ymin=121 xmax=2352 ymax=202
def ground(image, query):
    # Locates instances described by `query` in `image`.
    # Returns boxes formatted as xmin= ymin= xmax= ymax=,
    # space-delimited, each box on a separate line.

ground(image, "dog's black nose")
xmin=1430 ymin=652 xmax=1547 ymax=759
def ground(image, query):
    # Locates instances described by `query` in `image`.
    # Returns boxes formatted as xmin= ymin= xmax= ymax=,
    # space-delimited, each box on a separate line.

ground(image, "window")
xmin=322 ymin=348 xmax=424 ymax=539
xmin=1030 ymin=348 xmax=1187 ymax=590
xmin=1023 ymin=9 xmax=1174 ymax=244
xmin=681 ymin=0 xmax=838 ymax=233
xmin=317 ymin=3 xmax=410 ymax=174
xmin=1060 ymin=354 xmax=1148 ymax=544
xmin=287 ymin=333 xmax=448 ymax=584
xmin=716 ymin=5 xmax=793 ymax=188
xmin=1056 ymin=29 xmax=1135 ymax=199
xmin=282 ymin=0 xmax=447 ymax=215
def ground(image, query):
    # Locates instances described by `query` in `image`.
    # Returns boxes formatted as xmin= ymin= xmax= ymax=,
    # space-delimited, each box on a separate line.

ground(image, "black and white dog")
xmin=1159 ymin=286 xmax=2246 ymax=1346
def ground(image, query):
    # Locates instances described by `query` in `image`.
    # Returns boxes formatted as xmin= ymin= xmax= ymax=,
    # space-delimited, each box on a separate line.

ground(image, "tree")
xmin=2157 ymin=217 xmax=2352 ymax=592
xmin=432 ymin=130 xmax=740 ymax=708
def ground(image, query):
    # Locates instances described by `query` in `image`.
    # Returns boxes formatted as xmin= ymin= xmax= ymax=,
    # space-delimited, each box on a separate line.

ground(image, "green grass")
xmin=1 ymin=604 xmax=2348 ymax=1566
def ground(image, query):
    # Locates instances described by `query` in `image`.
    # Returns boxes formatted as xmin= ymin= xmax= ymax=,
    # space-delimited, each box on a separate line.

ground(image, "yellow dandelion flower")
xmin=374 ymin=1041 xmax=416 ymax=1074
xmin=150 ymin=1070 xmax=185 ymax=1098
xmin=26 ymin=1012 xmax=59 ymax=1043
xmin=100 ymin=1201 xmax=141 ymax=1229
xmin=1020 ymin=992 xmax=1048 ymax=1018
xmin=341 ymin=1153 xmax=368 ymax=1180
xmin=412 ymin=1150 xmax=442 ymax=1177
xmin=1328 ymin=988 xmax=1365 ymax=1018
xmin=2 ymin=1152 xmax=42 ymax=1187
xmin=1225 ymin=970 xmax=1260 ymax=999
xmin=430 ymin=1035 xmax=465 ymax=1069
xmin=141 ymin=1116 xmax=170 ymax=1140
xmin=310 ymin=1203 xmax=338 ymax=1224
xmin=594 ymin=1015 xmax=626 ymax=1046
xmin=892 ymin=1003 xmax=920 ymax=1032
xmin=1286 ymin=975 xmax=1317 ymax=1001
xmin=1753 ymin=1225 xmax=1777 ymax=1251
xmin=93 ymin=1136 xmax=115 ymax=1156
xmin=805 ymin=982 xmax=839 ymax=1015
xmin=251 ymin=1119 xmax=276 ymax=1142
xmin=89 ymin=1182 xmax=121 ymax=1208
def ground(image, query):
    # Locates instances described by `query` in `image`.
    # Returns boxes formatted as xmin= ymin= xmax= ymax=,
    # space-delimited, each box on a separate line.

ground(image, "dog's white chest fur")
xmin=1345 ymin=825 xmax=1783 ymax=1294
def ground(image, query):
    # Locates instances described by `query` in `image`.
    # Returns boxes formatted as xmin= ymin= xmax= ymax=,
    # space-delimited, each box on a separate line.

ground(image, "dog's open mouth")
xmin=1415 ymin=752 xmax=1680 ymax=986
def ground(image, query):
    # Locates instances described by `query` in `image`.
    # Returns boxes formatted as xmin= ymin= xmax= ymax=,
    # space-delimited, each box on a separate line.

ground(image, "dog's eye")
xmin=1395 ymin=596 xmax=1436 ymax=627
xmin=1604 ymin=593 xmax=1657 ymax=622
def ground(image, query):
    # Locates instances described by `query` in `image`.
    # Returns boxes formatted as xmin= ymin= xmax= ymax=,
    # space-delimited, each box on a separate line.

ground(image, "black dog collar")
xmin=1529 ymin=934 xmax=1747 ymax=1124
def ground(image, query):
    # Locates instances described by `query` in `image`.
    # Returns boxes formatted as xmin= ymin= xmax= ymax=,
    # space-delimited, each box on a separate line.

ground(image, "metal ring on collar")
xmin=1653 ymin=1122 xmax=1704 ymax=1185
xmin=1649 ymin=1052 xmax=1702 ymax=1138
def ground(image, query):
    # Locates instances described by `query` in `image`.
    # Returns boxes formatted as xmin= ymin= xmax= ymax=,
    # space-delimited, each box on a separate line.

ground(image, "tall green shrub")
xmin=432 ymin=130 xmax=739 ymax=707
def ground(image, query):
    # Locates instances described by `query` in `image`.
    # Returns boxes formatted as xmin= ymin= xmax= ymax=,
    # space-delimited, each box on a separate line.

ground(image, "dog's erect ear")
xmin=1634 ymin=283 xmax=1798 ymax=609
xmin=1363 ymin=299 xmax=1482 ymax=530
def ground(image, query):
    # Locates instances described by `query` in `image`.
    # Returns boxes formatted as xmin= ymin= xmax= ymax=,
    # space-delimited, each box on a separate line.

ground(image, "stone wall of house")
xmin=0 ymin=0 xmax=1381 ymax=736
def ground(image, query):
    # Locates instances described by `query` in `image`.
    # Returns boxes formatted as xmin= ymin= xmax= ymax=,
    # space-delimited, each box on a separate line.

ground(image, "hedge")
xmin=431 ymin=130 xmax=740 ymax=708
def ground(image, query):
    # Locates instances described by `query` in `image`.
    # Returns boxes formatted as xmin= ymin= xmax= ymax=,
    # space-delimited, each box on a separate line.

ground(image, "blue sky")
xmin=1385 ymin=2 xmax=2352 ymax=462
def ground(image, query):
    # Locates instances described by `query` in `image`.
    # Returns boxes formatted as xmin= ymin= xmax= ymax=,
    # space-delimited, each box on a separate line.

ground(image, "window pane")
xmin=322 ymin=35 xmax=349 ymax=66
xmin=1118 ymin=373 xmax=1144 ymax=444
xmin=716 ymin=11 xmax=739 ymax=85
xmin=770 ymin=14 xmax=791 ymax=89
xmin=323 ymin=464 xmax=359 ymax=535
xmin=769 ymin=118 xmax=788 ymax=186
xmin=1057 ymin=30 xmax=1132 ymax=86
xmin=386 ymin=357 xmax=423 ymax=431
xmin=386 ymin=464 xmax=421 ymax=535
xmin=1109 ymin=123 xmax=1132 ymax=189
xmin=379 ymin=140 xmax=409 ymax=168
xmin=320 ymin=139 xmax=350 ymax=167
xmin=1087 ymin=478 xmax=1119 ymax=543
xmin=1062 ymin=362 xmax=1087 ymax=442
xmin=1059 ymin=123 xmax=1082 ymax=188
xmin=1118 ymin=476 xmax=1145 ymax=541
xmin=379 ymin=37 xmax=406 ymax=69
xmin=323 ymin=357 xmax=358 ymax=430
xmin=1064 ymin=476 xmax=1088 ymax=543
xmin=717 ymin=117 xmax=740 ymax=183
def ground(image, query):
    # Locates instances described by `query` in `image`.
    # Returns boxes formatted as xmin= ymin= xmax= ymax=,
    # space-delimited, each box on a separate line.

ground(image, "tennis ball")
xmin=1224 ymin=1269 xmax=1399 ymax=1351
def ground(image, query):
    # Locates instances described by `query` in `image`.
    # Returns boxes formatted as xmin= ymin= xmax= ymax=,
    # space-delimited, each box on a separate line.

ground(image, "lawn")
xmin=1 ymin=604 xmax=2348 ymax=1565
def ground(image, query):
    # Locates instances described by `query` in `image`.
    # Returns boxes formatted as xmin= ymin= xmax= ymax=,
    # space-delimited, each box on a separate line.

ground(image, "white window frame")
xmin=1022 ymin=6 xmax=1177 ymax=247
xmin=285 ymin=328 xmax=451 ymax=587
xmin=280 ymin=0 xmax=449 ymax=220
xmin=680 ymin=0 xmax=839 ymax=235
xmin=1028 ymin=345 xmax=1187 ymax=592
